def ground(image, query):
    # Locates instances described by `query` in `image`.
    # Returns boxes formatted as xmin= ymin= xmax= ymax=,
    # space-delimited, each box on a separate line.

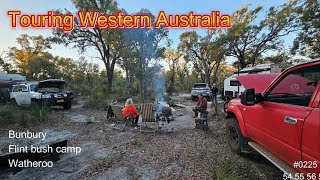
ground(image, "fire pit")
xmin=155 ymin=101 xmax=175 ymax=129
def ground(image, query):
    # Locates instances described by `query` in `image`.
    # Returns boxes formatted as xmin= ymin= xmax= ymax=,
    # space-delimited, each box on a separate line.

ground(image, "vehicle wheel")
xmin=226 ymin=118 xmax=245 ymax=155
xmin=11 ymin=98 xmax=18 ymax=106
xmin=63 ymin=101 xmax=72 ymax=110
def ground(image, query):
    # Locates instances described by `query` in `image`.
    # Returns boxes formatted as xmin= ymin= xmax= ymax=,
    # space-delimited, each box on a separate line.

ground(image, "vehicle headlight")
xmin=63 ymin=94 xmax=67 ymax=97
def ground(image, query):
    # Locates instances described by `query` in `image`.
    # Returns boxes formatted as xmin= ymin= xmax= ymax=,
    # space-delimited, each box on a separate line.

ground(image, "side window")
xmin=30 ymin=84 xmax=36 ymax=91
xmin=22 ymin=85 xmax=28 ymax=92
xmin=266 ymin=64 xmax=320 ymax=107
xmin=13 ymin=85 xmax=23 ymax=92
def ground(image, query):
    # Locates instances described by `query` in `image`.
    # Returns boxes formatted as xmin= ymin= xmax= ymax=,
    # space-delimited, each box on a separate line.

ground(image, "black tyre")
xmin=226 ymin=118 xmax=245 ymax=155
xmin=11 ymin=98 xmax=18 ymax=106
xmin=63 ymin=101 xmax=72 ymax=110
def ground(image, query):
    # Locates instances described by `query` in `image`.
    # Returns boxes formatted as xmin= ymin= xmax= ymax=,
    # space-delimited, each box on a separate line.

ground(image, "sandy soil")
xmin=0 ymin=94 xmax=283 ymax=180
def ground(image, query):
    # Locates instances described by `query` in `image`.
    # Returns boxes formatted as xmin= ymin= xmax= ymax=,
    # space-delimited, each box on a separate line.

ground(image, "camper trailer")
xmin=223 ymin=63 xmax=283 ymax=98
xmin=0 ymin=71 xmax=26 ymax=89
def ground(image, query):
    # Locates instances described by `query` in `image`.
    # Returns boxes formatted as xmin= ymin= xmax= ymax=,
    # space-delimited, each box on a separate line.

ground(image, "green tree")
xmin=291 ymin=0 xmax=319 ymax=58
xmin=28 ymin=57 xmax=56 ymax=80
xmin=51 ymin=0 xmax=123 ymax=91
xmin=178 ymin=31 xmax=213 ymax=84
xmin=123 ymin=9 xmax=169 ymax=98
xmin=178 ymin=31 xmax=227 ymax=86
xmin=0 ymin=52 xmax=15 ymax=73
xmin=7 ymin=34 xmax=53 ymax=79
xmin=165 ymin=48 xmax=181 ymax=87
xmin=225 ymin=1 xmax=299 ymax=68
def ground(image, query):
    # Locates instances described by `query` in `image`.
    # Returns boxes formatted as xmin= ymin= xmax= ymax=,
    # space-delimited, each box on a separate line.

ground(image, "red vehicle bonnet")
xmin=236 ymin=73 xmax=315 ymax=94
xmin=236 ymin=74 xmax=279 ymax=93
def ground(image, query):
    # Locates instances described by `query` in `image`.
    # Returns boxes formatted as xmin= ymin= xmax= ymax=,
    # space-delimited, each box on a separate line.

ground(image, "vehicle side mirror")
xmin=241 ymin=88 xmax=255 ymax=106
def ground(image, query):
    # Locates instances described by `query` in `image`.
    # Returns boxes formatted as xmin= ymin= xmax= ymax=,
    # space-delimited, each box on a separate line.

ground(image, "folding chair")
xmin=195 ymin=111 xmax=209 ymax=131
xmin=139 ymin=103 xmax=157 ymax=134
xmin=111 ymin=105 xmax=127 ymax=131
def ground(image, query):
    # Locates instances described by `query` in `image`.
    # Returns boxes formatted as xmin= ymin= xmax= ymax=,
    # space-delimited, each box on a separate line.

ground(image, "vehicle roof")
xmin=39 ymin=79 xmax=66 ymax=83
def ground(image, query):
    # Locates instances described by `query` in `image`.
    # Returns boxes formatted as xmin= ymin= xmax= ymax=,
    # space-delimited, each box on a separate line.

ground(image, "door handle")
xmin=284 ymin=116 xmax=297 ymax=125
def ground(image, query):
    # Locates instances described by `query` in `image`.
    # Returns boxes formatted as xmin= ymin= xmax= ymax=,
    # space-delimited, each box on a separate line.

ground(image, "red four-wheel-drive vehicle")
xmin=226 ymin=59 xmax=320 ymax=175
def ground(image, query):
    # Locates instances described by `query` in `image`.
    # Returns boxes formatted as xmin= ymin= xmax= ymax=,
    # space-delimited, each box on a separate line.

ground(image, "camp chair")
xmin=111 ymin=105 xmax=127 ymax=131
xmin=139 ymin=103 xmax=157 ymax=134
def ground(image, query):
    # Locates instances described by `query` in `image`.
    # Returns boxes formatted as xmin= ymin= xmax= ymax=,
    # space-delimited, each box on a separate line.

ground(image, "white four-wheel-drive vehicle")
xmin=191 ymin=83 xmax=212 ymax=101
xmin=10 ymin=79 xmax=73 ymax=109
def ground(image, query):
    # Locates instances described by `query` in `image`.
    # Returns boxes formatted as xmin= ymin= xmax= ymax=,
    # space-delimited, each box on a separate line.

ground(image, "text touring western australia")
xmin=7 ymin=10 xmax=232 ymax=32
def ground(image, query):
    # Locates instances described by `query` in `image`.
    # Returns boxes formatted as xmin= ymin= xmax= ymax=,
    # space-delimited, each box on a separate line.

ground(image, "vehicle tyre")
xmin=63 ymin=101 xmax=72 ymax=110
xmin=11 ymin=98 xmax=19 ymax=106
xmin=226 ymin=118 xmax=245 ymax=155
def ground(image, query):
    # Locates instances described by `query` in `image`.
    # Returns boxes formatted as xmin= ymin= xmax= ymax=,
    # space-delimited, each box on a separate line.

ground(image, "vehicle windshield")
xmin=30 ymin=84 xmax=37 ymax=91
xmin=269 ymin=66 xmax=319 ymax=96
xmin=193 ymin=84 xmax=207 ymax=88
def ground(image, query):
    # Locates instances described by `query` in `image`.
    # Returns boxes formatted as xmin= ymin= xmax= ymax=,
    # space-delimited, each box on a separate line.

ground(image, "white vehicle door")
xmin=11 ymin=85 xmax=24 ymax=105
xmin=20 ymin=85 xmax=32 ymax=105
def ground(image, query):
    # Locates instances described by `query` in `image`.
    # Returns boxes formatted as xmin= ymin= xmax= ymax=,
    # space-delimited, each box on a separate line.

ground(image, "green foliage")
xmin=0 ymin=103 xmax=46 ymax=127
xmin=224 ymin=1 xmax=299 ymax=68
xmin=166 ymin=84 xmax=175 ymax=95
xmin=83 ymin=87 xmax=110 ymax=109
xmin=18 ymin=113 xmax=29 ymax=128
xmin=213 ymin=160 xmax=248 ymax=180
xmin=0 ymin=104 xmax=16 ymax=124
xmin=292 ymin=0 xmax=319 ymax=58
xmin=31 ymin=102 xmax=51 ymax=122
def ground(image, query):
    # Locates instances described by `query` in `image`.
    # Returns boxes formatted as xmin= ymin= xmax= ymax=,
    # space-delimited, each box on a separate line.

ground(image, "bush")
xmin=166 ymin=84 xmax=175 ymax=95
xmin=0 ymin=103 xmax=35 ymax=127
xmin=31 ymin=102 xmax=51 ymax=122
xmin=213 ymin=160 xmax=248 ymax=180
xmin=0 ymin=104 xmax=16 ymax=124
xmin=83 ymin=90 xmax=110 ymax=109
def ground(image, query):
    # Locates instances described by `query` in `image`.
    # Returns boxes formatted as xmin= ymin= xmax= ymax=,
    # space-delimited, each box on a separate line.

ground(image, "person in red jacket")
xmin=123 ymin=98 xmax=139 ymax=128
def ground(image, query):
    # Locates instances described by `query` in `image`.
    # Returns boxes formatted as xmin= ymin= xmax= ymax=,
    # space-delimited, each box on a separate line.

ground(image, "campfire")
xmin=155 ymin=99 xmax=174 ymax=128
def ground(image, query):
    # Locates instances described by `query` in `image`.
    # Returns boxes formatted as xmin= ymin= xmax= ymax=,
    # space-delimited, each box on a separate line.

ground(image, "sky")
xmin=0 ymin=0 xmax=290 ymax=69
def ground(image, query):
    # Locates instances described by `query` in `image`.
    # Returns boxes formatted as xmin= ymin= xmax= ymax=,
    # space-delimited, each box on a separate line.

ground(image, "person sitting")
xmin=193 ymin=94 xmax=207 ymax=118
xmin=122 ymin=98 xmax=140 ymax=129
xmin=107 ymin=100 xmax=117 ymax=119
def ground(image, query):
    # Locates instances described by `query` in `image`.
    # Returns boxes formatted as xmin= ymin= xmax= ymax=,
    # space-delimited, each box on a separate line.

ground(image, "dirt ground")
xmin=0 ymin=93 xmax=283 ymax=180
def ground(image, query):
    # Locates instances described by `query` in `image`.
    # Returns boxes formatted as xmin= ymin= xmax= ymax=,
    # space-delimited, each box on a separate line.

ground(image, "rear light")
xmin=204 ymin=88 xmax=209 ymax=90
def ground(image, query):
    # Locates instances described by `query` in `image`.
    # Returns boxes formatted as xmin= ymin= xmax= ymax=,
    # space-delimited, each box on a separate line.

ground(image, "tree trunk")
xmin=171 ymin=63 xmax=175 ymax=85
xmin=213 ymin=59 xmax=222 ymax=83
xmin=203 ymin=61 xmax=210 ymax=84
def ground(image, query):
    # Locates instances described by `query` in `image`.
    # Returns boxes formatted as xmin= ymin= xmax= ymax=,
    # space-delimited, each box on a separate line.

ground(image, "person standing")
xmin=193 ymin=94 xmax=207 ymax=118
xmin=211 ymin=83 xmax=218 ymax=103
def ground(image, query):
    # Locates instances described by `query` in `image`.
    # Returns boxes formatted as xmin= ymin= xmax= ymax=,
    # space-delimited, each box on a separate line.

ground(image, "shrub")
xmin=0 ymin=104 xmax=16 ymax=125
xmin=31 ymin=102 xmax=51 ymax=122
xmin=213 ymin=160 xmax=248 ymax=180
xmin=166 ymin=84 xmax=175 ymax=95
xmin=83 ymin=90 xmax=110 ymax=109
